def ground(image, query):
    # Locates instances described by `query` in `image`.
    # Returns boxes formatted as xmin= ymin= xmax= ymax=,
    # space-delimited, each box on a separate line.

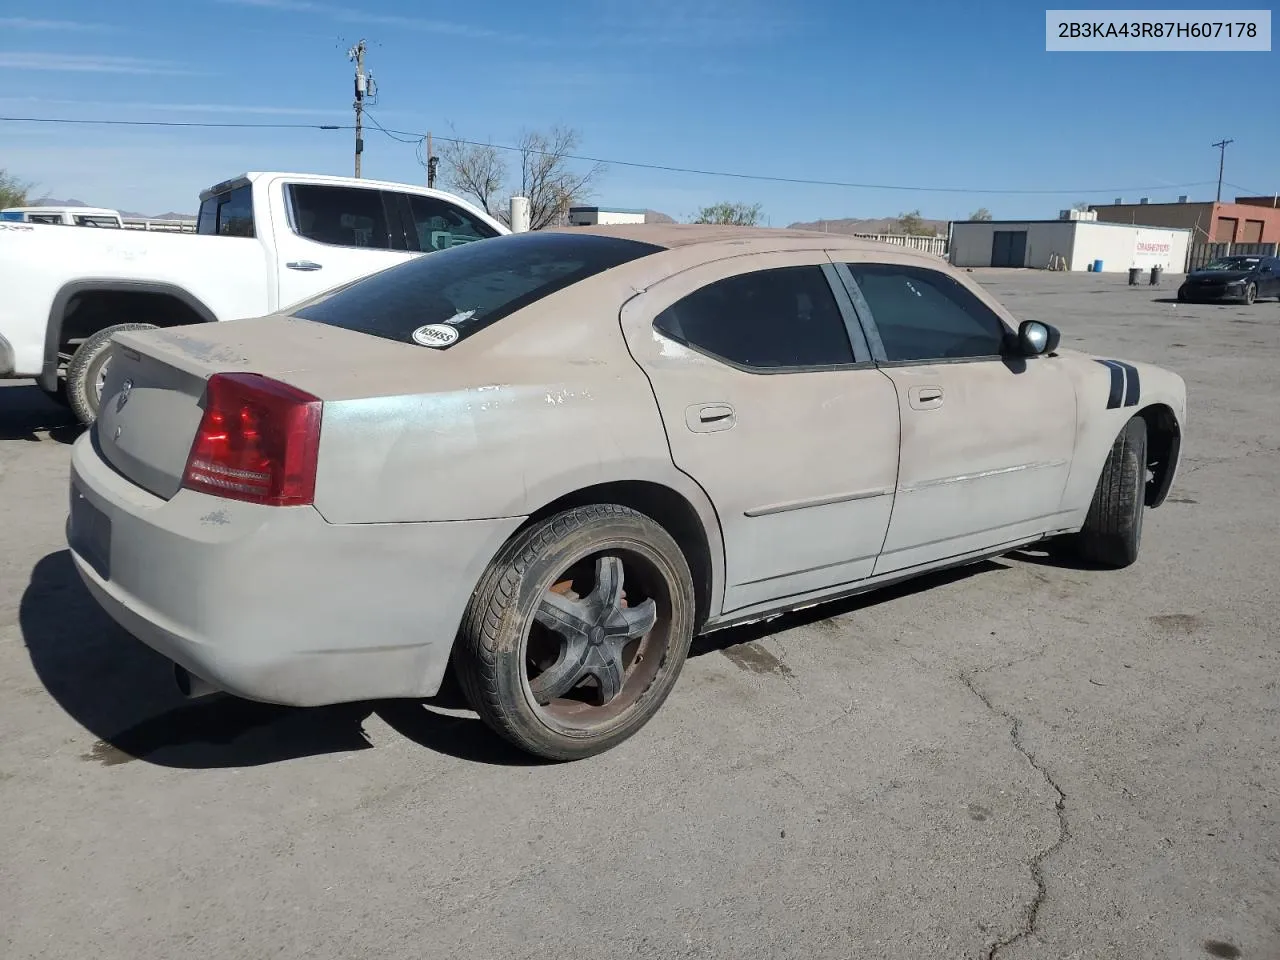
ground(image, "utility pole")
xmin=426 ymin=132 xmax=438 ymax=188
xmin=348 ymin=40 xmax=376 ymax=178
xmin=1211 ymin=138 xmax=1233 ymax=204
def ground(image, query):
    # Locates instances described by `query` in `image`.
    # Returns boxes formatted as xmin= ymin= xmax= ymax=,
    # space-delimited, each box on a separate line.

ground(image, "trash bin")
xmin=1128 ymin=267 xmax=1141 ymax=286
xmin=1150 ymin=265 xmax=1163 ymax=285
xmin=1086 ymin=261 xmax=1094 ymax=272
xmin=1093 ymin=259 xmax=1105 ymax=273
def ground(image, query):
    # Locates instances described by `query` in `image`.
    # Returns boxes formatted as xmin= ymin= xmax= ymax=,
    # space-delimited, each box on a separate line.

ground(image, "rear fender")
xmin=41 ymin=280 xmax=217 ymax=390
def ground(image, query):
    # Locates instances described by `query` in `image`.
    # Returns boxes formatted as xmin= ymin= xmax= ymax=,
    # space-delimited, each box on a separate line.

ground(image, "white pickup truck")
xmin=0 ymin=171 xmax=509 ymax=422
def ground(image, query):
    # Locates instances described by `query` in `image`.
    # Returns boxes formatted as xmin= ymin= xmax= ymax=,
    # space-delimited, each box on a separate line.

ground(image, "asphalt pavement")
xmin=1 ymin=269 xmax=1276 ymax=960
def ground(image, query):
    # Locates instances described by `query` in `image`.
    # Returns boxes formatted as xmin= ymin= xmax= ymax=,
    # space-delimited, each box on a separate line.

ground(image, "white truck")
xmin=0 ymin=171 xmax=509 ymax=423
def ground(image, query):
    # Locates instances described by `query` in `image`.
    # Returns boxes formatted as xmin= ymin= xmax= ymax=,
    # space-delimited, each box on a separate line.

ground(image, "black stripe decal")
xmin=1095 ymin=359 xmax=1124 ymax=409
xmin=1116 ymin=361 xmax=1141 ymax=406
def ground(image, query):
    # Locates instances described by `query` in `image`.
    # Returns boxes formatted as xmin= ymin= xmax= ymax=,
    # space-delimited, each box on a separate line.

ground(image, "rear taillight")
xmin=181 ymin=373 xmax=322 ymax=506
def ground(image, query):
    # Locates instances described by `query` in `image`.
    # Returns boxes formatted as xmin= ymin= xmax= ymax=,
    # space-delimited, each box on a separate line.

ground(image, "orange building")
xmin=1090 ymin=195 xmax=1280 ymax=245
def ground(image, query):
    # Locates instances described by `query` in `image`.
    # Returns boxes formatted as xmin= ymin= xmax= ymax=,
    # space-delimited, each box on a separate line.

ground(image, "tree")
xmin=692 ymin=201 xmax=763 ymax=226
xmin=968 ymin=207 xmax=993 ymax=221
xmin=439 ymin=124 xmax=605 ymax=230
xmin=1072 ymin=201 xmax=1092 ymax=212
xmin=895 ymin=209 xmax=935 ymax=236
xmin=0 ymin=169 xmax=32 ymax=209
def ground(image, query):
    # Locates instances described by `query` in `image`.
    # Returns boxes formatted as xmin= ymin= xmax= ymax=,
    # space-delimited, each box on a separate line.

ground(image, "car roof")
xmin=543 ymin=223 xmax=948 ymax=267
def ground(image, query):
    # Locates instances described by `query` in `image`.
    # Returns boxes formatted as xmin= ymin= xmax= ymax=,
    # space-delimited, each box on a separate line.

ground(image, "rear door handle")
xmin=686 ymin=403 xmax=736 ymax=433
xmin=908 ymin=386 xmax=944 ymax=410
xmin=286 ymin=260 xmax=323 ymax=271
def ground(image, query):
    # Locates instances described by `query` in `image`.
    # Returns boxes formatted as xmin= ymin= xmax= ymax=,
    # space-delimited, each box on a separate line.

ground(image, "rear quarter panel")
xmin=309 ymin=269 xmax=714 ymax=528
xmin=0 ymin=221 xmax=273 ymax=377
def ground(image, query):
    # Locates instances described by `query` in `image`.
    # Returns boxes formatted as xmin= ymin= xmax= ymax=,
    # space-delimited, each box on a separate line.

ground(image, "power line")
xmin=0 ymin=114 xmax=1219 ymax=197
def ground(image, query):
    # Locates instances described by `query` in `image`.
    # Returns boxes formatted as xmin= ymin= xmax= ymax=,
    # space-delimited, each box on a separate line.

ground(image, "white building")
xmin=568 ymin=206 xmax=647 ymax=226
xmin=949 ymin=215 xmax=1191 ymax=273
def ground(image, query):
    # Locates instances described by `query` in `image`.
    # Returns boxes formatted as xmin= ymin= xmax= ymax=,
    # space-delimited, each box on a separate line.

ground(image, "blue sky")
xmin=1 ymin=0 xmax=1276 ymax=222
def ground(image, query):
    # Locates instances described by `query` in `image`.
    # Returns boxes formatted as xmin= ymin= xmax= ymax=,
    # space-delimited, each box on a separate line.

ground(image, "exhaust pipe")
xmin=174 ymin=664 xmax=219 ymax=699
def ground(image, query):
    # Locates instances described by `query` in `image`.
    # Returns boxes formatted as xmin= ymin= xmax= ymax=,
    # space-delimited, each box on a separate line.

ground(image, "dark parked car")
xmin=1177 ymin=255 xmax=1280 ymax=305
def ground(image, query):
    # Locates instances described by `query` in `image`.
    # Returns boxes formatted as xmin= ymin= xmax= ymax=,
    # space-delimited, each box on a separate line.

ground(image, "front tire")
xmin=1244 ymin=282 xmax=1256 ymax=305
xmin=454 ymin=504 xmax=696 ymax=761
xmin=1073 ymin=416 xmax=1148 ymax=568
xmin=65 ymin=322 xmax=157 ymax=424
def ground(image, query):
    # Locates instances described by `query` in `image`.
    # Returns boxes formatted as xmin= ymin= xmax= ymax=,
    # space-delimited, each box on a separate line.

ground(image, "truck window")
xmin=288 ymin=184 xmax=394 ymax=250
xmin=405 ymin=194 xmax=499 ymax=251
xmin=197 ymin=184 xmax=256 ymax=238
xmin=74 ymin=215 xmax=122 ymax=228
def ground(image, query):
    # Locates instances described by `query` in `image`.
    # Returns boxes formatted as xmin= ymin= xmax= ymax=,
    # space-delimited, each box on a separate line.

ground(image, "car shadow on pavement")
xmin=21 ymin=550 xmax=547 ymax=768
xmin=0 ymin=385 xmax=83 ymax=444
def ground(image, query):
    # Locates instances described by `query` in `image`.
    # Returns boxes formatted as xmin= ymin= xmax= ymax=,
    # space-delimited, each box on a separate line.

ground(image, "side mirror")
xmin=1016 ymin=319 xmax=1060 ymax=357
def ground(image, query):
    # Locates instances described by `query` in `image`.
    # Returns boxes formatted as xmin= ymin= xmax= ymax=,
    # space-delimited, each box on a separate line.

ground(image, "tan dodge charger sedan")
xmin=66 ymin=225 xmax=1187 ymax=760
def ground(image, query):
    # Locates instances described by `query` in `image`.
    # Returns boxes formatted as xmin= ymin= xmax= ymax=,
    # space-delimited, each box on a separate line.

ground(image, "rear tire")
xmin=453 ymin=504 xmax=696 ymax=761
xmin=1073 ymin=416 xmax=1148 ymax=568
xmin=65 ymin=322 xmax=157 ymax=425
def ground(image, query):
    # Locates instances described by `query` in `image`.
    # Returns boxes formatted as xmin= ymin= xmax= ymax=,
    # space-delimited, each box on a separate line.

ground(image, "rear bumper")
xmin=67 ymin=431 xmax=524 ymax=706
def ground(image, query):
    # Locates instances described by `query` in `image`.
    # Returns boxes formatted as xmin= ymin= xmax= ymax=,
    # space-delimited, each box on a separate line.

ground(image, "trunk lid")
xmin=95 ymin=315 xmax=428 ymax=500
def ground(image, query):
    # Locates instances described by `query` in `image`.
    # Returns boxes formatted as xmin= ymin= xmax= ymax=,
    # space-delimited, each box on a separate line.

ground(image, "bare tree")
xmin=438 ymin=135 xmax=505 ymax=216
xmin=968 ymin=207 xmax=993 ymax=221
xmin=513 ymin=126 xmax=604 ymax=230
xmin=438 ymin=124 xmax=604 ymax=230
xmin=693 ymin=201 xmax=763 ymax=226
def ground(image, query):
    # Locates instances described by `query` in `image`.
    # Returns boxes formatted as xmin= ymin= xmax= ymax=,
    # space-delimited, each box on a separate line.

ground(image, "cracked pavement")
xmin=1 ymin=270 xmax=1277 ymax=959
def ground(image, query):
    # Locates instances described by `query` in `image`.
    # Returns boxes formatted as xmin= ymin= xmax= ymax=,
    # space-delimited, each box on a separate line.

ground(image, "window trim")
xmin=833 ymin=260 xmax=1017 ymax=368
xmin=284 ymin=182 xmax=403 ymax=251
xmin=648 ymin=261 xmax=875 ymax=376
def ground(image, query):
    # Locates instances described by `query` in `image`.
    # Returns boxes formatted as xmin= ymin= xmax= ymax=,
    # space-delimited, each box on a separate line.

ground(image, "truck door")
xmin=272 ymin=182 xmax=417 ymax=311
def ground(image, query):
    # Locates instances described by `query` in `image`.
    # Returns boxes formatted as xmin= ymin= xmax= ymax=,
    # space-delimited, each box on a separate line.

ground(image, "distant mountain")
xmin=787 ymin=216 xmax=949 ymax=237
xmin=27 ymin=197 xmax=194 ymax=220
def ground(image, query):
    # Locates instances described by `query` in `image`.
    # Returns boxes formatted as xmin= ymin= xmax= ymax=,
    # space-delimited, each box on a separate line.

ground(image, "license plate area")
xmin=69 ymin=483 xmax=112 ymax=580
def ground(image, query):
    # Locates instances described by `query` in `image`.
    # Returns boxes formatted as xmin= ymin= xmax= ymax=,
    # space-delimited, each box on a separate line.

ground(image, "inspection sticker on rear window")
xmin=411 ymin=323 xmax=460 ymax=348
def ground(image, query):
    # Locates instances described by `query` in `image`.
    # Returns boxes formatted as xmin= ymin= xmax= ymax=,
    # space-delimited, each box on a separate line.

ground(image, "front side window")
xmin=406 ymin=194 xmax=498 ymax=251
xmin=289 ymin=184 xmax=391 ymax=249
xmin=844 ymin=263 xmax=1008 ymax=363
xmin=653 ymin=265 xmax=854 ymax=370
xmin=291 ymin=231 xmax=661 ymax=347
xmin=197 ymin=184 xmax=255 ymax=238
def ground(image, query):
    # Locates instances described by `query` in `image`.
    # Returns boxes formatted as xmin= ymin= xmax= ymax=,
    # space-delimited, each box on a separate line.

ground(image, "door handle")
xmin=685 ymin=403 xmax=736 ymax=433
xmin=286 ymin=260 xmax=324 ymax=271
xmin=908 ymin=386 xmax=944 ymax=410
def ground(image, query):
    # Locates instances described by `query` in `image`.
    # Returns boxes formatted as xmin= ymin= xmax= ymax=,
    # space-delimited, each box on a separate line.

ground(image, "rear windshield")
xmin=291 ymin=231 xmax=662 ymax=347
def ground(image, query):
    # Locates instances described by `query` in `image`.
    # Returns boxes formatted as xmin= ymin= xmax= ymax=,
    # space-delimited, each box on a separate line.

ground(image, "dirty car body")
xmin=67 ymin=225 xmax=1188 ymax=759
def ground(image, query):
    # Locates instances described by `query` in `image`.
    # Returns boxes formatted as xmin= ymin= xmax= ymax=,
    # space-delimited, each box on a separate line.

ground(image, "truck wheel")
xmin=453 ymin=504 xmax=696 ymax=761
xmin=1073 ymin=416 xmax=1148 ymax=568
xmin=65 ymin=323 xmax=157 ymax=424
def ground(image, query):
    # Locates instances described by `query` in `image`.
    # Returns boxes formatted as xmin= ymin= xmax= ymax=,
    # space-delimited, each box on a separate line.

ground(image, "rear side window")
xmin=197 ymin=184 xmax=255 ymax=238
xmin=844 ymin=262 xmax=1008 ymax=363
xmin=289 ymin=184 xmax=394 ymax=250
xmin=291 ymin=231 xmax=662 ymax=346
xmin=653 ymin=265 xmax=854 ymax=370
